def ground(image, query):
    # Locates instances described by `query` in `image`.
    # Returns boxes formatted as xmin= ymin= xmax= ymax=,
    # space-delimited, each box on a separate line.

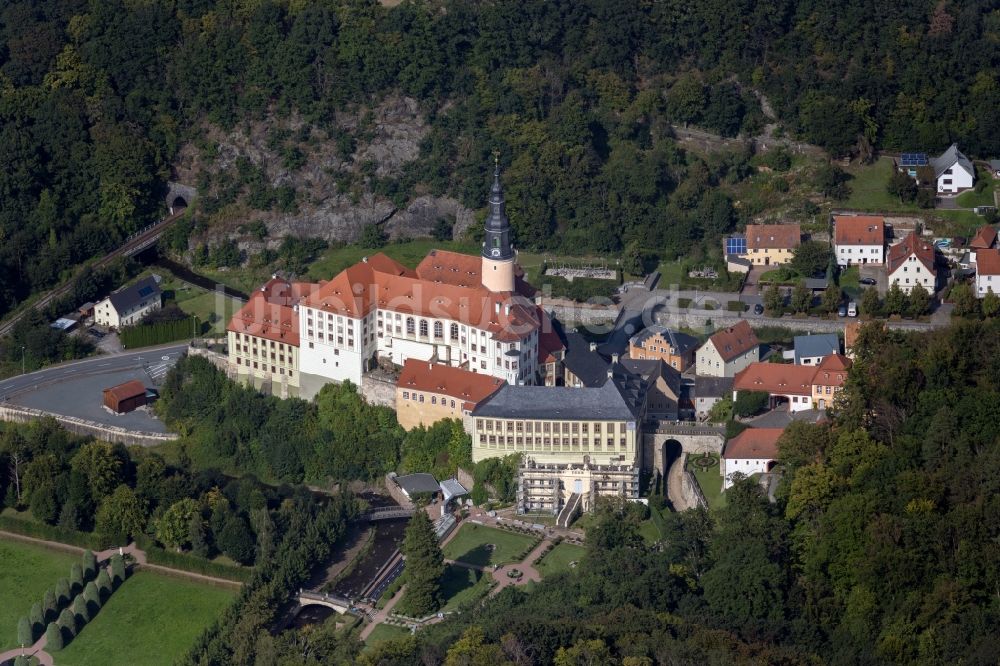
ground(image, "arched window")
xmin=419 ymin=320 xmax=429 ymax=336
xmin=493 ymin=237 xmax=500 ymax=248
xmin=433 ymin=321 xmax=443 ymax=339
xmin=406 ymin=317 xmax=415 ymax=335
xmin=450 ymin=323 xmax=459 ymax=340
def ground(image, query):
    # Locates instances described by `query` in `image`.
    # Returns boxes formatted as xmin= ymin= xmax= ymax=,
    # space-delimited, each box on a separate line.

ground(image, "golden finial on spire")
xmin=492 ymin=149 xmax=500 ymax=173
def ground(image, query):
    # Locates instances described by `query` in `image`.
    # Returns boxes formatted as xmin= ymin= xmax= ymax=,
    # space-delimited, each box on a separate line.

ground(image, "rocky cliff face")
xmin=172 ymin=94 xmax=474 ymax=247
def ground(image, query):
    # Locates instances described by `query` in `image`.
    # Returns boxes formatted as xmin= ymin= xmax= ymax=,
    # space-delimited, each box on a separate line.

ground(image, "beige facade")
xmin=481 ymin=255 xmax=516 ymax=292
xmin=228 ymin=330 xmax=300 ymax=396
xmin=628 ymin=331 xmax=694 ymax=371
xmin=396 ymin=387 xmax=467 ymax=431
xmin=472 ymin=415 xmax=638 ymax=467
xmin=746 ymin=246 xmax=795 ymax=266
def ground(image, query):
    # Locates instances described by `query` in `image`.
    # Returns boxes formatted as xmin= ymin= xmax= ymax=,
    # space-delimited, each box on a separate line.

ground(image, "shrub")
xmin=97 ymin=569 xmax=112 ymax=594
xmin=55 ymin=578 xmax=71 ymax=607
xmin=733 ymin=390 xmax=770 ymax=417
xmin=17 ymin=616 xmax=33 ymax=647
xmin=59 ymin=608 xmax=76 ymax=636
xmin=82 ymin=550 xmax=97 ymax=580
xmin=110 ymin=554 xmax=125 ymax=584
xmin=70 ymin=563 xmax=84 ymax=594
xmin=29 ymin=602 xmax=44 ymax=633
xmin=84 ymin=581 xmax=101 ymax=609
xmin=42 ymin=590 xmax=57 ymax=622
xmin=45 ymin=622 xmax=63 ymax=651
xmin=73 ymin=595 xmax=90 ymax=623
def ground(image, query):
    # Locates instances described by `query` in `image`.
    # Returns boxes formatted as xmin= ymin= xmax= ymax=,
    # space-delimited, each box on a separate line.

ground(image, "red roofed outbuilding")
xmin=103 ymin=380 xmax=148 ymax=414
xmin=721 ymin=427 xmax=785 ymax=489
xmin=834 ymin=215 xmax=885 ymax=266
xmin=395 ymin=359 xmax=505 ymax=430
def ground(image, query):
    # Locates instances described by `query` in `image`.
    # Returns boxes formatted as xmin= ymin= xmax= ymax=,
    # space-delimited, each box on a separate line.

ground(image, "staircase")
xmin=556 ymin=493 xmax=582 ymax=528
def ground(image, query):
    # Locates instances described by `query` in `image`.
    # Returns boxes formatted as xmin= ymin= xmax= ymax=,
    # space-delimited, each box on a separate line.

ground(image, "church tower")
xmin=481 ymin=159 xmax=516 ymax=293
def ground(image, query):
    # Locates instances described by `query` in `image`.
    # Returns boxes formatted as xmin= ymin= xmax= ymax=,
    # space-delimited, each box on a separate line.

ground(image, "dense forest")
xmin=3 ymin=0 xmax=1000 ymax=318
xmin=358 ymin=319 xmax=1000 ymax=665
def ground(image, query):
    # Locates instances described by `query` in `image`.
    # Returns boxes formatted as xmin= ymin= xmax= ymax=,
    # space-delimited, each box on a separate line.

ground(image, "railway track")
xmin=0 ymin=212 xmax=184 ymax=338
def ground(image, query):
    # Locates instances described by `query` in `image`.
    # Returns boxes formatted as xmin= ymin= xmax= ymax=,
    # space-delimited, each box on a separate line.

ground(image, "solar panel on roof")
xmin=900 ymin=152 xmax=927 ymax=167
xmin=137 ymin=286 xmax=153 ymax=297
xmin=726 ymin=236 xmax=746 ymax=255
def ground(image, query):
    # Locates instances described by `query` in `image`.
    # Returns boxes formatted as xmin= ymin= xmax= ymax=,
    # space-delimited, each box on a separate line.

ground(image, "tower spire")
xmin=481 ymin=154 xmax=515 ymax=292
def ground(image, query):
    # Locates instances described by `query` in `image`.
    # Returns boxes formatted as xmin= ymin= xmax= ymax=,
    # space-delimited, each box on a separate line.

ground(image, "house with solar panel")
xmin=94 ymin=276 xmax=162 ymax=329
xmin=896 ymin=152 xmax=929 ymax=179
xmin=929 ymin=144 xmax=975 ymax=194
xmin=724 ymin=224 xmax=801 ymax=268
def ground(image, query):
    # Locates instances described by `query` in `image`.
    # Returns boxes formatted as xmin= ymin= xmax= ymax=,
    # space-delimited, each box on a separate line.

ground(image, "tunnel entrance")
xmin=170 ymin=196 xmax=188 ymax=213
xmin=663 ymin=439 xmax=683 ymax=473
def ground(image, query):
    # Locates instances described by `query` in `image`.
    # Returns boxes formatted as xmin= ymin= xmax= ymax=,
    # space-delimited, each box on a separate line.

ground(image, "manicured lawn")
xmin=843 ymin=157 xmax=922 ymax=213
xmin=176 ymin=291 xmax=244 ymax=336
xmin=0 ymin=539 xmax=78 ymax=651
xmin=439 ymin=564 xmax=492 ymax=611
xmin=687 ymin=453 xmax=727 ymax=510
xmin=305 ymin=239 xmax=480 ymax=281
xmin=56 ymin=570 xmax=235 ymax=666
xmin=441 ymin=524 xmax=538 ymax=568
xmin=956 ymin=170 xmax=996 ymax=208
xmin=535 ymin=543 xmax=585 ymax=579
xmin=364 ymin=622 xmax=412 ymax=648
xmin=638 ymin=518 xmax=661 ymax=544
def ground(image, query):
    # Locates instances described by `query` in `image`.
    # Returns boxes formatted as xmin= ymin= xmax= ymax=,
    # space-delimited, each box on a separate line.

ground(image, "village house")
xmin=696 ymin=320 xmax=760 ymax=378
xmin=970 ymin=225 xmax=997 ymax=251
xmin=94 ymin=276 xmax=162 ymax=329
xmin=834 ymin=215 xmax=885 ymax=266
xmin=811 ymin=354 xmax=851 ymax=410
xmin=975 ymin=248 xmax=1000 ymax=298
xmin=693 ymin=376 xmax=733 ymax=420
xmin=627 ymin=325 xmax=698 ymax=371
xmin=732 ymin=363 xmax=815 ymax=412
xmin=886 ymin=233 xmax=937 ymax=294
xmin=740 ymin=223 xmax=802 ymax=266
xmin=721 ymin=427 xmax=784 ymax=489
xmin=395 ymin=359 xmax=505 ymax=431
xmin=930 ymin=144 xmax=975 ymax=194
xmin=792 ymin=333 xmax=841 ymax=365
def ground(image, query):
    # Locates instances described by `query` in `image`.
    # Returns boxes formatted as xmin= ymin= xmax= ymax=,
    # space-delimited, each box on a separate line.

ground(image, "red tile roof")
xmin=535 ymin=309 xmax=565 ymax=364
xmin=977 ymin=249 xmax=1000 ymax=276
xmin=733 ymin=362 xmax=815 ymax=396
xmin=227 ymin=277 xmax=319 ymax=346
xmin=303 ymin=252 xmax=542 ymax=342
xmin=812 ymin=354 xmax=851 ymax=388
xmin=103 ymin=380 xmax=146 ymax=402
xmin=415 ymin=249 xmax=482 ymax=288
xmin=745 ymin=223 xmax=801 ymax=250
xmin=971 ymin=225 xmax=997 ymax=250
xmin=834 ymin=215 xmax=885 ymax=246
xmin=708 ymin=321 xmax=759 ymax=362
xmin=886 ymin=233 xmax=936 ymax=275
xmin=723 ymin=428 xmax=784 ymax=460
xmin=397 ymin=359 xmax=505 ymax=411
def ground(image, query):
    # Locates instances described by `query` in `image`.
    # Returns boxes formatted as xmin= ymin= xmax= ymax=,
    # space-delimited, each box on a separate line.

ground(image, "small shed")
xmin=78 ymin=302 xmax=96 ymax=318
xmin=103 ymin=380 xmax=148 ymax=414
xmin=439 ymin=478 xmax=469 ymax=504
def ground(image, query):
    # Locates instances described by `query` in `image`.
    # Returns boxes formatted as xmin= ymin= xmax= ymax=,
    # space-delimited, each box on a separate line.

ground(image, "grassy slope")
xmin=688 ymin=453 xmax=727 ymax=510
xmin=56 ymin=570 xmax=234 ymax=666
xmin=0 ymin=539 xmax=78 ymax=651
xmin=363 ymin=622 xmax=412 ymax=648
xmin=441 ymin=524 xmax=537 ymax=567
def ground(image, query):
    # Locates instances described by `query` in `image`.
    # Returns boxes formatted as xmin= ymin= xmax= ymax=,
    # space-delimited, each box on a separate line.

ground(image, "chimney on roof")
xmin=612 ymin=353 xmax=619 ymax=364
xmin=589 ymin=342 xmax=597 ymax=352
xmin=362 ymin=256 xmax=368 ymax=263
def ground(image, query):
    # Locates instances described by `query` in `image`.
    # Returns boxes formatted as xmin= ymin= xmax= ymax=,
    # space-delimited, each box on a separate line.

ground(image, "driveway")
xmin=858 ymin=263 xmax=887 ymax=296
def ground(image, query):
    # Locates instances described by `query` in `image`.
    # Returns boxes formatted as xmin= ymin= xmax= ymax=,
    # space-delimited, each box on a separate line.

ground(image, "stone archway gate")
xmin=644 ymin=423 xmax=727 ymax=476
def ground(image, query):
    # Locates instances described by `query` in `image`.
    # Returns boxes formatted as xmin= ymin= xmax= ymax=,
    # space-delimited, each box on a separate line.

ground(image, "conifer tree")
xmin=401 ymin=511 xmax=444 ymax=616
xmin=45 ymin=622 xmax=63 ymax=651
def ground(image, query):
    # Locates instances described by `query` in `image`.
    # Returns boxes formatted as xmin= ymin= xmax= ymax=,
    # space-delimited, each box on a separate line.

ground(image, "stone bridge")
xmin=297 ymin=590 xmax=354 ymax=615
xmin=359 ymin=506 xmax=415 ymax=522
xmin=644 ymin=423 xmax=727 ymax=476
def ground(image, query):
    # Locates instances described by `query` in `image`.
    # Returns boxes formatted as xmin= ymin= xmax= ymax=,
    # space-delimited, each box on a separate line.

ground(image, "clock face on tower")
xmin=491 ymin=248 xmax=501 ymax=257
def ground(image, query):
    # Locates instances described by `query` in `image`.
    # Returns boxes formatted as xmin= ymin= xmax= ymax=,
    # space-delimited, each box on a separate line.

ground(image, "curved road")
xmin=0 ymin=344 xmax=188 ymax=434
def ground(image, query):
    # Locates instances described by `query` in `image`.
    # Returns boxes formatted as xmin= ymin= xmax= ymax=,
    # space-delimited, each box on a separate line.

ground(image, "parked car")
xmin=88 ymin=328 xmax=105 ymax=339
xmin=847 ymin=301 xmax=858 ymax=317
xmin=753 ymin=303 xmax=764 ymax=315
xmin=838 ymin=304 xmax=848 ymax=317
xmin=860 ymin=277 xmax=877 ymax=285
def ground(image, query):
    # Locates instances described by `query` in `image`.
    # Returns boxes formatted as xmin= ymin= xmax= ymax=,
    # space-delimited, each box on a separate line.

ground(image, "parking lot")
xmin=858 ymin=263 xmax=886 ymax=296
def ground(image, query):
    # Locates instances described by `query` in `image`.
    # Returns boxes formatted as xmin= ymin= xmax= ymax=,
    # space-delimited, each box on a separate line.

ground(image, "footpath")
xmin=0 ymin=530 xmax=244 ymax=666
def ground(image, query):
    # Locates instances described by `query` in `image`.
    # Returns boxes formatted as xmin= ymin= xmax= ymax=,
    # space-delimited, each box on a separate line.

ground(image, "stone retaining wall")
xmin=0 ymin=404 xmax=177 ymax=446
xmin=361 ymin=374 xmax=396 ymax=407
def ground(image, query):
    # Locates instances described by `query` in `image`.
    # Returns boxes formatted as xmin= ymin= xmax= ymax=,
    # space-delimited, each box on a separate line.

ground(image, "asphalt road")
xmin=0 ymin=344 xmax=188 ymax=433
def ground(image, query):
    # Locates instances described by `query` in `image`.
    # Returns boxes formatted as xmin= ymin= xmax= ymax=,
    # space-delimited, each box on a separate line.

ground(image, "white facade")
xmin=696 ymin=341 xmax=759 ymax=378
xmin=297 ymin=304 xmax=539 ymax=389
xmin=835 ymin=243 xmax=884 ymax=266
xmin=722 ymin=457 xmax=776 ymax=489
xmin=936 ymin=163 xmax=975 ymax=194
xmin=888 ymin=256 xmax=935 ymax=294
xmin=94 ymin=294 xmax=161 ymax=328
xmin=976 ymin=272 xmax=1000 ymax=298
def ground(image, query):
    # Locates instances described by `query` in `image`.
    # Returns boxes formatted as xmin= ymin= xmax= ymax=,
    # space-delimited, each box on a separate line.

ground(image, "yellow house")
xmin=395 ymin=359 xmax=505 ymax=431
xmin=810 ymin=353 xmax=851 ymax=410
xmin=742 ymin=223 xmax=801 ymax=266
xmin=227 ymin=277 xmax=317 ymax=398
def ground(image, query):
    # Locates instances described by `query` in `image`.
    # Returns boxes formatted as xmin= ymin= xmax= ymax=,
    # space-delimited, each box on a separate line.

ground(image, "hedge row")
xmin=120 ymin=316 xmax=197 ymax=349
xmin=0 ymin=514 xmax=105 ymax=550
xmin=135 ymin=535 xmax=250 ymax=582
